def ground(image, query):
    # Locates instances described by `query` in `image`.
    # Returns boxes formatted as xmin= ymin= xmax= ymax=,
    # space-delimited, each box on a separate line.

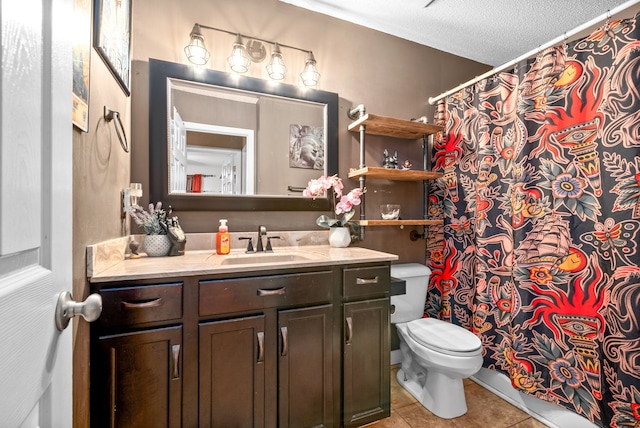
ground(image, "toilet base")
xmin=396 ymin=367 xmax=468 ymax=419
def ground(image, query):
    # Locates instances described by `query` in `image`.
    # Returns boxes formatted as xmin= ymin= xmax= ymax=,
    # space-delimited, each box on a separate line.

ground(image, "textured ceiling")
xmin=279 ymin=0 xmax=637 ymax=66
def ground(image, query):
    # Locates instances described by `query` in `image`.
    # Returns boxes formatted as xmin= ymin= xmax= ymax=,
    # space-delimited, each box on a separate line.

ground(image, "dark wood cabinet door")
xmin=199 ymin=315 xmax=266 ymax=428
xmin=278 ymin=305 xmax=334 ymax=428
xmin=93 ymin=325 xmax=183 ymax=428
xmin=343 ymin=298 xmax=390 ymax=427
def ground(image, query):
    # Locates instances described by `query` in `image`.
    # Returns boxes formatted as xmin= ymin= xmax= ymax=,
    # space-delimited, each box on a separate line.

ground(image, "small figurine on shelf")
xmin=402 ymin=160 xmax=412 ymax=170
xmin=382 ymin=149 xmax=398 ymax=169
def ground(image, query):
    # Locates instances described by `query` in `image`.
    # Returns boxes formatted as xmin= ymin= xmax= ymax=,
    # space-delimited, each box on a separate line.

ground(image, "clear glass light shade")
xmin=183 ymin=24 xmax=320 ymax=84
xmin=227 ymin=35 xmax=251 ymax=73
xmin=266 ymin=44 xmax=287 ymax=80
xmin=184 ymin=25 xmax=210 ymax=65
xmin=300 ymin=52 xmax=320 ymax=87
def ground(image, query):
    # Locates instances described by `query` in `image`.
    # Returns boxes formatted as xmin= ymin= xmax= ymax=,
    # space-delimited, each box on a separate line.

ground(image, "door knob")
xmin=55 ymin=291 xmax=102 ymax=331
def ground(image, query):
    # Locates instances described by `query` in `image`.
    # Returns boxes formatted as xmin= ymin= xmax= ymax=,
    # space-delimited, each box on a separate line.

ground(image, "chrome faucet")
xmin=256 ymin=225 xmax=267 ymax=252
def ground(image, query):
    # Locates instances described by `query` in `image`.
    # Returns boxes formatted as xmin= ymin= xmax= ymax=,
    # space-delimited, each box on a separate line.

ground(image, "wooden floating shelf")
xmin=348 ymin=114 xmax=443 ymax=139
xmin=348 ymin=166 xmax=443 ymax=181
xmin=355 ymin=219 xmax=444 ymax=226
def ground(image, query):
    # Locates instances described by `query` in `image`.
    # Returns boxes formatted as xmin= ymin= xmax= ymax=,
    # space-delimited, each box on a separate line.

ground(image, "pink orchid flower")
xmin=303 ymin=174 xmax=366 ymax=229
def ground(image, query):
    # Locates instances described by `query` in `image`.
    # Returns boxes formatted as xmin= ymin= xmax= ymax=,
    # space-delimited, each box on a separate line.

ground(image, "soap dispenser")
xmin=216 ymin=219 xmax=231 ymax=255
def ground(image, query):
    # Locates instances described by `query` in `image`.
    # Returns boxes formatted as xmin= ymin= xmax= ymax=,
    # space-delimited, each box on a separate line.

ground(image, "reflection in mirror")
xmin=168 ymin=78 xmax=325 ymax=196
xmin=184 ymin=127 xmax=253 ymax=195
xmin=149 ymin=58 xmax=338 ymax=211
xmin=171 ymin=106 xmax=255 ymax=195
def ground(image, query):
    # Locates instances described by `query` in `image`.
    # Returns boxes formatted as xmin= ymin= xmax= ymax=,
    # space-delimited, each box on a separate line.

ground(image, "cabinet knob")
xmin=257 ymin=332 xmax=265 ymax=363
xmin=257 ymin=287 xmax=286 ymax=296
xmin=356 ymin=276 xmax=379 ymax=285
xmin=281 ymin=326 xmax=289 ymax=357
xmin=345 ymin=317 xmax=353 ymax=344
xmin=55 ymin=291 xmax=102 ymax=331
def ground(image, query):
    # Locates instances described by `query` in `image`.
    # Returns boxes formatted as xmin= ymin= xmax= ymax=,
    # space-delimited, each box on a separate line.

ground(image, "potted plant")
xmin=130 ymin=202 xmax=172 ymax=256
xmin=303 ymin=174 xmax=364 ymax=247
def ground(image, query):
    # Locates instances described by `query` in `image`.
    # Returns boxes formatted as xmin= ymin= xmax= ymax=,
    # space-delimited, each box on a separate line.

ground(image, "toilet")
xmin=390 ymin=263 xmax=483 ymax=419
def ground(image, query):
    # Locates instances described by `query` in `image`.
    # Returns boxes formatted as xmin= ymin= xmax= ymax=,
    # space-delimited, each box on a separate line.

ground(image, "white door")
xmin=0 ymin=0 xmax=74 ymax=426
xmin=171 ymin=107 xmax=188 ymax=193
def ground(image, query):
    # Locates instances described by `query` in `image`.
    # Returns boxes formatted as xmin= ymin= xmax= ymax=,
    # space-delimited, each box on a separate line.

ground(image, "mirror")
xmin=149 ymin=58 xmax=338 ymax=211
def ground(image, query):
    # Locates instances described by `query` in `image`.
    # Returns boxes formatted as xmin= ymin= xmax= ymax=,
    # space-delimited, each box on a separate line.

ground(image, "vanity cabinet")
xmin=90 ymin=282 xmax=184 ymax=427
xmin=342 ymin=266 xmax=391 ymax=427
xmin=198 ymin=271 xmax=336 ymax=427
xmin=89 ymin=260 xmax=391 ymax=428
xmin=199 ymin=308 xmax=336 ymax=427
xmin=347 ymin=113 xmax=444 ymax=235
xmin=199 ymin=315 xmax=266 ymax=427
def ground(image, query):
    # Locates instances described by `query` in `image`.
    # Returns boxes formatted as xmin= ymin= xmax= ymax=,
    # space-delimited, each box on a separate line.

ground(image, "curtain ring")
xmin=604 ymin=10 xmax=611 ymax=30
xmin=536 ymin=46 xmax=543 ymax=63
xmin=104 ymin=106 xmax=129 ymax=153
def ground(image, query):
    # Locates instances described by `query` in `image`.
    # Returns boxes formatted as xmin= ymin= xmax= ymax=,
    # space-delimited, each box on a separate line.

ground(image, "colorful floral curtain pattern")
xmin=427 ymin=11 xmax=640 ymax=428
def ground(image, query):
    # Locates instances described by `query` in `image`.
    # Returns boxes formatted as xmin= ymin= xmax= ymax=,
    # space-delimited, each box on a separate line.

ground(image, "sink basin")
xmin=220 ymin=252 xmax=313 ymax=265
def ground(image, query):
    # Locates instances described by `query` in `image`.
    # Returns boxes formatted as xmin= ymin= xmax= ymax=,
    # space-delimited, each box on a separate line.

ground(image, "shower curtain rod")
xmin=428 ymin=0 xmax=640 ymax=105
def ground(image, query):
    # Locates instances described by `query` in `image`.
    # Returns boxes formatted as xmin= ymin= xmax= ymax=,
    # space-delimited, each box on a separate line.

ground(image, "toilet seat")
xmin=407 ymin=318 xmax=481 ymax=356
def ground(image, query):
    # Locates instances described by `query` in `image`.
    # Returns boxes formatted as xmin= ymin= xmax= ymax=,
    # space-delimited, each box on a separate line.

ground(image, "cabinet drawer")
xmin=99 ymin=283 xmax=183 ymax=328
xmin=343 ymin=266 xmax=390 ymax=300
xmin=199 ymin=270 xmax=333 ymax=316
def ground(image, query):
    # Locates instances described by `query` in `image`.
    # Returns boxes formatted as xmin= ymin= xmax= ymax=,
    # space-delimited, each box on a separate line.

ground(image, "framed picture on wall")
xmin=289 ymin=124 xmax=324 ymax=170
xmin=93 ymin=0 xmax=132 ymax=96
xmin=72 ymin=0 xmax=91 ymax=131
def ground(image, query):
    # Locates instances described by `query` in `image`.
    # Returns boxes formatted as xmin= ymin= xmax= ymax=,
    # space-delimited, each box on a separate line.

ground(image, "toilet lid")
xmin=407 ymin=318 xmax=481 ymax=355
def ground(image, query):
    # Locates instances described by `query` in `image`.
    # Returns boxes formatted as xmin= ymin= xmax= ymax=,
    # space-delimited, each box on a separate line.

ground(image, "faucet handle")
xmin=239 ymin=237 xmax=255 ymax=253
xmin=265 ymin=236 xmax=281 ymax=252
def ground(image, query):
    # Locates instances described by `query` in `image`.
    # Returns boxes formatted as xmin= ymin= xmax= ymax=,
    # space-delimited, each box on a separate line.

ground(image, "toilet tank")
xmin=390 ymin=263 xmax=432 ymax=324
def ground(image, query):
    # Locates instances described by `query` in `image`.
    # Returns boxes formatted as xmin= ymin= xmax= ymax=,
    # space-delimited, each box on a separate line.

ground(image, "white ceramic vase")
xmin=329 ymin=227 xmax=351 ymax=248
xmin=144 ymin=234 xmax=171 ymax=257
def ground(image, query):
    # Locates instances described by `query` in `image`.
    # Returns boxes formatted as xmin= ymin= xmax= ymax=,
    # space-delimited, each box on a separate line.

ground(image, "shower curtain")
xmin=427 ymin=11 xmax=640 ymax=428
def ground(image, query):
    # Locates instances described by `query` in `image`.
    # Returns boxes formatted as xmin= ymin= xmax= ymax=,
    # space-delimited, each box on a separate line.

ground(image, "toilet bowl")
xmin=391 ymin=264 xmax=483 ymax=419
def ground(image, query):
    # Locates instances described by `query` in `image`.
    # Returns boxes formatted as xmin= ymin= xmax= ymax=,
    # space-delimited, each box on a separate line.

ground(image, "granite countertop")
xmin=87 ymin=231 xmax=398 ymax=283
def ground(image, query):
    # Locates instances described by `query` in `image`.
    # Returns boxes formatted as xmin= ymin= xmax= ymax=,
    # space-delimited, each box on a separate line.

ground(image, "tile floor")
xmin=363 ymin=365 xmax=550 ymax=428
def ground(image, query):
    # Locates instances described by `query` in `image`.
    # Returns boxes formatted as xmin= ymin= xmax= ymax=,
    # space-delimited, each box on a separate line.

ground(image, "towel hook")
xmin=104 ymin=106 xmax=129 ymax=153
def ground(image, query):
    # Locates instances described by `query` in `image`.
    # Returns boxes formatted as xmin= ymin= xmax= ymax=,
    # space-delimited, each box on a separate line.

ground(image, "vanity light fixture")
xmin=266 ymin=43 xmax=287 ymax=80
xmin=300 ymin=51 xmax=320 ymax=87
xmin=227 ymin=34 xmax=251 ymax=73
xmin=184 ymin=24 xmax=210 ymax=65
xmin=184 ymin=23 xmax=320 ymax=87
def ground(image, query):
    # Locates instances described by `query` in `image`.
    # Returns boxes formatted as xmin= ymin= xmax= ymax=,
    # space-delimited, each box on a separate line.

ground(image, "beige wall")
xmin=129 ymin=0 xmax=489 ymax=255
xmin=72 ymin=6 xmax=134 ymax=423
xmin=72 ymin=0 xmax=489 ymax=425
xmin=258 ymin=98 xmax=325 ymax=195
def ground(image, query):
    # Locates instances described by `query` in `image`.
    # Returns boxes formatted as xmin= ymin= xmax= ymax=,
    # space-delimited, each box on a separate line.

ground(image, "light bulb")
xmin=227 ymin=34 xmax=250 ymax=73
xmin=300 ymin=51 xmax=320 ymax=87
xmin=184 ymin=24 xmax=210 ymax=65
xmin=266 ymin=43 xmax=287 ymax=80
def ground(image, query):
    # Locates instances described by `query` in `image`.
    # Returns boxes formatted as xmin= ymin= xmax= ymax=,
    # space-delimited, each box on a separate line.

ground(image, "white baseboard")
xmin=471 ymin=368 xmax=598 ymax=428
xmin=391 ymin=349 xmax=403 ymax=365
